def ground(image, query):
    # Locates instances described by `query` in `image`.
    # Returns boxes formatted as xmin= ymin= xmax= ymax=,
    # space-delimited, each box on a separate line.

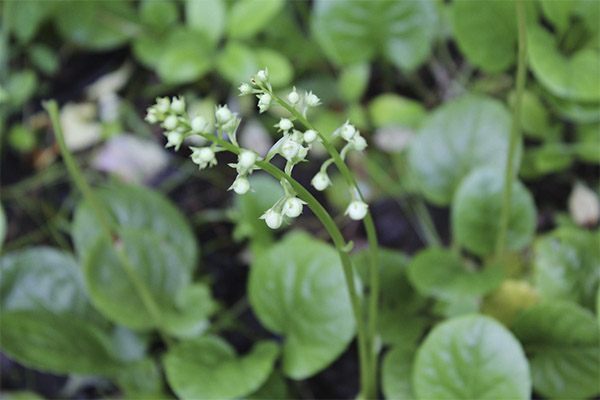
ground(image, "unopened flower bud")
xmin=238 ymin=150 xmax=257 ymax=169
xmin=156 ymin=97 xmax=170 ymax=113
xmin=345 ymin=200 xmax=368 ymax=220
xmin=340 ymin=123 xmax=357 ymax=141
xmin=230 ymin=176 xmax=250 ymax=195
xmin=304 ymin=129 xmax=317 ymax=144
xmin=191 ymin=116 xmax=208 ymax=132
xmin=311 ymin=171 xmax=331 ymax=191
xmin=288 ymin=88 xmax=300 ymax=105
xmin=256 ymin=68 xmax=269 ymax=84
xmin=353 ymin=135 xmax=367 ymax=151
xmin=171 ymin=97 xmax=185 ymax=114
xmin=305 ymin=91 xmax=321 ymax=107
xmin=258 ymin=93 xmax=272 ymax=113
xmin=216 ymin=105 xmax=233 ymax=125
xmin=145 ymin=109 xmax=158 ymax=124
xmin=277 ymin=118 xmax=293 ymax=131
xmin=239 ymin=83 xmax=252 ymax=95
xmin=261 ymin=208 xmax=283 ymax=229
xmin=164 ymin=115 xmax=178 ymax=130
xmin=166 ymin=131 xmax=184 ymax=150
xmin=281 ymin=139 xmax=300 ymax=160
xmin=283 ymin=197 xmax=304 ymax=218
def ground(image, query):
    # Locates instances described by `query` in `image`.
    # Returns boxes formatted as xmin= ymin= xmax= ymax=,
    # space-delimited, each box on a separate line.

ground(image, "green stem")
xmin=197 ymin=132 xmax=373 ymax=398
xmin=43 ymin=100 xmax=172 ymax=346
xmin=496 ymin=0 xmax=528 ymax=259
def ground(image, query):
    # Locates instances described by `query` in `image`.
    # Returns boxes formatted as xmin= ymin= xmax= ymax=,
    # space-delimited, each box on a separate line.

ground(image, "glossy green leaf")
xmin=249 ymin=232 xmax=355 ymax=379
xmin=217 ymin=42 xmax=259 ymax=84
xmin=407 ymin=247 xmax=504 ymax=300
xmin=312 ymin=0 xmax=438 ymax=70
xmin=54 ymin=1 xmax=137 ymax=50
xmin=139 ymin=0 xmax=178 ymax=30
xmin=382 ymin=347 xmax=415 ymax=400
xmin=185 ymin=0 xmax=225 ymax=44
xmin=452 ymin=167 xmax=536 ymax=256
xmin=451 ymin=0 xmax=517 ymax=73
xmin=368 ymin=94 xmax=425 ymax=129
xmin=354 ymin=249 xmax=427 ymax=346
xmin=255 ymin=48 xmax=293 ymax=88
xmin=528 ymin=26 xmax=600 ymax=102
xmin=512 ymin=302 xmax=600 ymax=399
xmin=72 ymin=185 xmax=198 ymax=273
xmin=414 ymin=315 xmax=531 ymax=400
xmin=156 ymin=28 xmax=214 ymax=84
xmin=533 ymin=228 xmax=599 ymax=310
xmin=227 ymin=0 xmax=285 ymax=39
xmin=339 ymin=63 xmax=370 ymax=103
xmin=408 ymin=95 xmax=513 ymax=205
xmin=163 ymin=336 xmax=279 ymax=400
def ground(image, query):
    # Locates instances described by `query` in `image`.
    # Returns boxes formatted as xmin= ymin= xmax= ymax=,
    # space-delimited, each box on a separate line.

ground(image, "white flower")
xmin=156 ymin=97 xmax=170 ymax=113
xmin=257 ymin=93 xmax=272 ymax=113
xmin=171 ymin=96 xmax=185 ymax=114
xmin=305 ymin=91 xmax=321 ymax=107
xmin=238 ymin=150 xmax=257 ymax=169
xmin=229 ymin=175 xmax=250 ymax=194
xmin=215 ymin=105 xmax=233 ymax=125
xmin=276 ymin=118 xmax=293 ymax=132
xmin=569 ymin=182 xmax=599 ymax=226
xmin=191 ymin=116 xmax=207 ymax=132
xmin=261 ymin=208 xmax=283 ymax=229
xmin=256 ymin=68 xmax=269 ymax=84
xmin=340 ymin=123 xmax=357 ymax=141
xmin=190 ymin=146 xmax=217 ymax=169
xmin=165 ymin=131 xmax=184 ymax=150
xmin=281 ymin=139 xmax=300 ymax=160
xmin=311 ymin=171 xmax=331 ymax=191
xmin=238 ymin=83 xmax=252 ymax=95
xmin=353 ymin=135 xmax=367 ymax=151
xmin=163 ymin=115 xmax=178 ymax=130
xmin=145 ymin=109 xmax=158 ymax=124
xmin=288 ymin=87 xmax=300 ymax=105
xmin=345 ymin=200 xmax=368 ymax=220
xmin=283 ymin=197 xmax=305 ymax=218
xmin=304 ymin=129 xmax=318 ymax=144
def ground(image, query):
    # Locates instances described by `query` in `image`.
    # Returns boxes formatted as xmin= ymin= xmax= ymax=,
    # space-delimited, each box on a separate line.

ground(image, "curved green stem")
xmin=273 ymin=95 xmax=379 ymax=398
xmin=44 ymin=100 xmax=172 ymax=346
xmin=496 ymin=0 xmax=528 ymax=259
xmin=197 ymin=132 xmax=373 ymax=398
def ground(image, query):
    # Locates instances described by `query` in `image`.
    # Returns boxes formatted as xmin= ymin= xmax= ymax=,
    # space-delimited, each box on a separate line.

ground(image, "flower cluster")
xmin=146 ymin=68 xmax=369 ymax=229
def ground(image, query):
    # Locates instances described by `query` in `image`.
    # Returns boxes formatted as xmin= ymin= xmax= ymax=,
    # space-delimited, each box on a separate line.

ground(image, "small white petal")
xmin=345 ymin=200 xmax=368 ymax=220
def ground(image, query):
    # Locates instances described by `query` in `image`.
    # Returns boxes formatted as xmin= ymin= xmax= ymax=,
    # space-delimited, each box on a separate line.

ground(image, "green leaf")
xmin=312 ymin=0 xmax=438 ymax=70
xmin=248 ymin=371 xmax=290 ymax=400
xmin=217 ymin=41 xmax=259 ymax=84
xmin=574 ymin=123 xmax=600 ymax=162
xmin=368 ymin=94 xmax=425 ymax=129
xmin=0 ymin=203 xmax=6 ymax=251
xmin=248 ymin=232 xmax=355 ymax=379
xmin=520 ymin=143 xmax=574 ymax=178
xmin=255 ymin=48 xmax=293 ymax=88
xmin=139 ymin=0 xmax=178 ymax=30
xmin=116 ymin=358 xmax=165 ymax=399
xmin=452 ymin=167 xmax=536 ymax=256
xmin=510 ymin=90 xmax=554 ymax=139
xmin=156 ymin=28 xmax=214 ymax=84
xmin=132 ymin=32 xmax=169 ymax=70
xmin=533 ymin=228 xmax=599 ymax=310
xmin=164 ymin=283 xmax=218 ymax=339
xmin=227 ymin=0 xmax=285 ymax=39
xmin=163 ymin=336 xmax=279 ymax=400
xmin=408 ymin=95 xmax=514 ymax=206
xmin=83 ymin=229 xmax=190 ymax=330
xmin=354 ymin=249 xmax=427 ymax=346
xmin=512 ymin=302 xmax=600 ymax=399
xmin=28 ymin=44 xmax=59 ymax=75
xmin=413 ymin=315 xmax=531 ymax=400
xmin=451 ymin=0 xmax=517 ymax=73
xmin=407 ymin=247 xmax=504 ymax=300
xmin=8 ymin=125 xmax=37 ymax=152
xmin=540 ymin=0 xmax=573 ymax=33
xmin=53 ymin=1 xmax=137 ymax=50
xmin=72 ymin=185 xmax=198 ymax=274
xmin=5 ymin=70 xmax=38 ymax=108
xmin=5 ymin=0 xmax=55 ymax=43
xmin=185 ymin=0 xmax=225 ymax=44
xmin=528 ymin=26 xmax=600 ymax=102
xmin=339 ymin=63 xmax=370 ymax=103
xmin=382 ymin=347 xmax=415 ymax=400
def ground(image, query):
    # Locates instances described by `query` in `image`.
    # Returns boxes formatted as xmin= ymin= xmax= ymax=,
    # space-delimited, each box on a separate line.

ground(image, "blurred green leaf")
xmin=339 ymin=63 xmax=370 ymax=103
xmin=382 ymin=347 xmax=415 ymax=400
xmin=227 ymin=0 xmax=285 ymax=39
xmin=156 ymin=28 xmax=214 ymax=84
xmin=186 ymin=0 xmax=225 ymax=44
xmin=217 ymin=41 xmax=259 ymax=84
xmin=452 ymin=167 xmax=536 ymax=256
xmin=540 ymin=0 xmax=573 ymax=34
xmin=28 ymin=44 xmax=59 ymax=75
xmin=368 ymin=94 xmax=425 ymax=129
xmin=8 ymin=125 xmax=36 ymax=152
xmin=5 ymin=0 xmax=56 ymax=43
xmin=255 ymin=48 xmax=293 ymax=88
xmin=312 ymin=0 xmax=438 ymax=70
xmin=512 ymin=301 xmax=600 ymax=400
xmin=5 ymin=70 xmax=37 ymax=108
xmin=408 ymin=95 xmax=513 ymax=206
xmin=249 ymin=232 xmax=355 ymax=379
xmin=163 ymin=336 xmax=279 ymax=400
xmin=414 ymin=315 xmax=531 ymax=399
xmin=139 ymin=0 xmax=178 ymax=30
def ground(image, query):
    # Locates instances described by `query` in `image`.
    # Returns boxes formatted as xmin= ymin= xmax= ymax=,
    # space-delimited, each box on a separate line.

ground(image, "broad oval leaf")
xmin=413 ymin=315 xmax=531 ymax=400
xmin=217 ymin=41 xmax=259 ymax=84
xmin=407 ymin=247 xmax=504 ymax=300
xmin=185 ymin=0 xmax=225 ymax=44
xmin=407 ymin=95 xmax=513 ymax=206
xmin=163 ymin=336 xmax=279 ymax=400
xmin=227 ymin=0 xmax=284 ymax=39
xmin=512 ymin=301 xmax=600 ymax=400
xmin=528 ymin=26 xmax=600 ymax=102
xmin=156 ymin=28 xmax=214 ymax=84
xmin=312 ymin=0 xmax=438 ymax=71
xmin=451 ymin=0 xmax=517 ymax=73
xmin=255 ymin=48 xmax=293 ymax=88
xmin=72 ymin=184 xmax=198 ymax=274
xmin=249 ymin=232 xmax=355 ymax=379
xmin=452 ymin=167 xmax=536 ymax=256
xmin=382 ymin=347 xmax=415 ymax=400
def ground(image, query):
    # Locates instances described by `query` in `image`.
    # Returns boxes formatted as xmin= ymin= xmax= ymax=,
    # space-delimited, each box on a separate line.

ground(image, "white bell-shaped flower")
xmin=311 ymin=171 xmax=331 ymax=191
xmin=283 ymin=197 xmax=305 ymax=218
xmin=345 ymin=200 xmax=368 ymax=220
xmin=229 ymin=175 xmax=250 ymax=194
xmin=260 ymin=208 xmax=283 ymax=229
